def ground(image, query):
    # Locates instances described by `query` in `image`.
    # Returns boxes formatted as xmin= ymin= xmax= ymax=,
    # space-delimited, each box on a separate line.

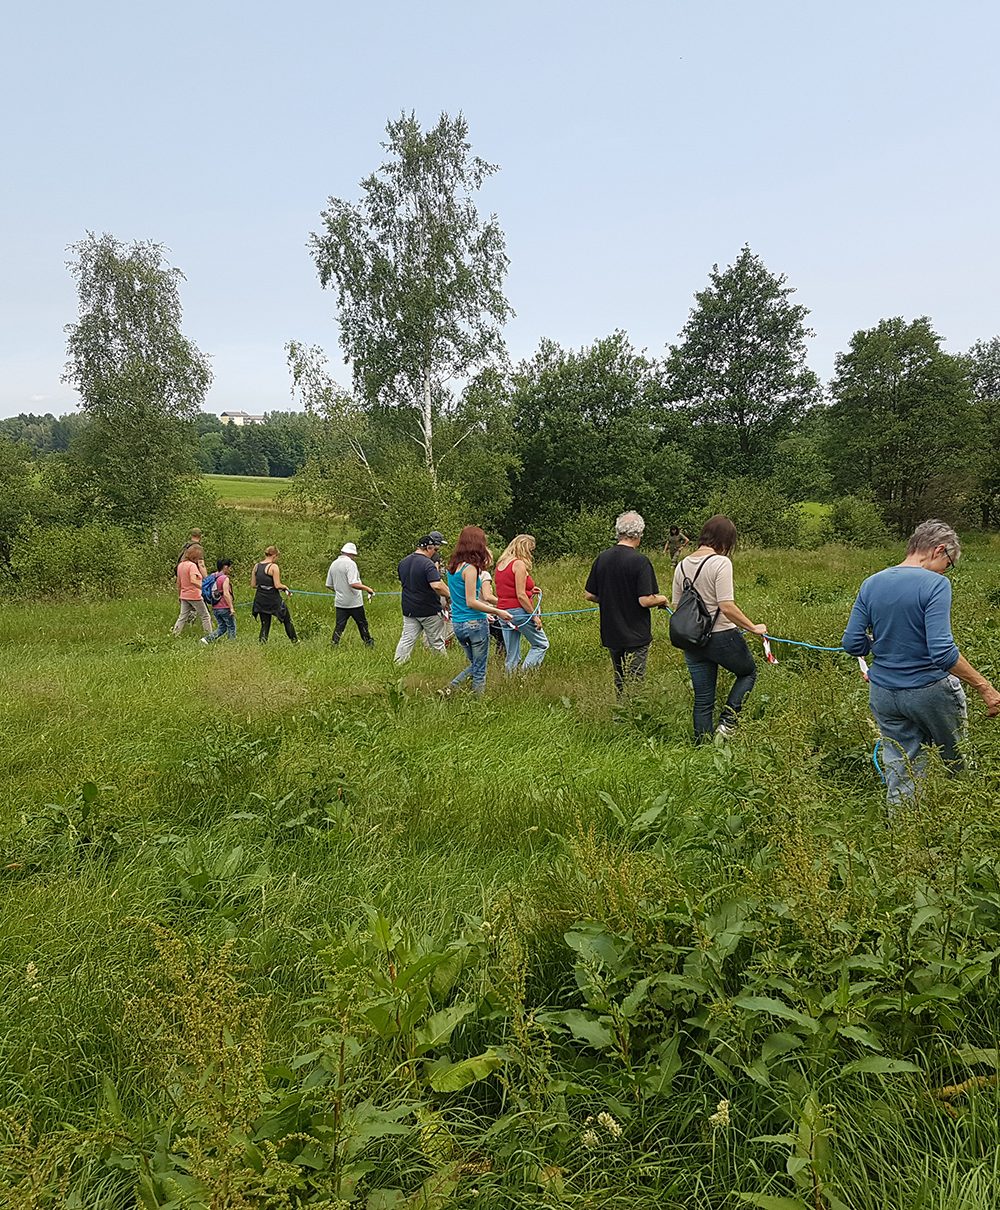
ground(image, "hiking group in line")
xmin=172 ymin=512 xmax=999 ymax=804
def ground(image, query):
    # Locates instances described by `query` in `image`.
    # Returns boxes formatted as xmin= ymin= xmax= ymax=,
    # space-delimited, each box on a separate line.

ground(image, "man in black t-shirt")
xmin=393 ymin=531 xmax=451 ymax=663
xmin=585 ymin=510 xmax=669 ymax=694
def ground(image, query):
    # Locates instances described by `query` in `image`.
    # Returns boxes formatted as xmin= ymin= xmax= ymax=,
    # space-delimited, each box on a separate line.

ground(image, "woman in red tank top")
xmin=494 ymin=534 xmax=549 ymax=672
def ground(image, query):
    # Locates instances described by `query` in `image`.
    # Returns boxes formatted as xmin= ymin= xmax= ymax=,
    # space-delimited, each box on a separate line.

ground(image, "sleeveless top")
xmin=447 ymin=563 xmax=482 ymax=625
xmin=495 ymin=561 xmax=535 ymax=611
xmin=253 ymin=561 xmax=284 ymax=615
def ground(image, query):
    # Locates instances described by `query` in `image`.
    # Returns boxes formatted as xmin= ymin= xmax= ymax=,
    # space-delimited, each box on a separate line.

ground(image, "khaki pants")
xmin=173 ymin=598 xmax=213 ymax=636
xmin=394 ymin=614 xmax=447 ymax=662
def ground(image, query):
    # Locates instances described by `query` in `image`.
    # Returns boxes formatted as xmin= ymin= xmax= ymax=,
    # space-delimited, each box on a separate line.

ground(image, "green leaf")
xmin=955 ymin=1046 xmax=1000 ymax=1069
xmin=837 ymin=1024 xmax=883 ymax=1051
xmin=412 ymin=1002 xmax=475 ymax=1054
xmin=840 ymin=1056 xmax=921 ymax=1076
xmin=428 ymin=1050 xmax=503 ymax=1092
xmin=81 ymin=781 xmax=99 ymax=804
xmin=761 ymin=1032 xmax=806 ymax=1063
xmin=552 ymin=1009 xmax=616 ymax=1050
xmin=733 ymin=995 xmax=818 ymax=1034
xmin=737 ymin=1195 xmax=810 ymax=1210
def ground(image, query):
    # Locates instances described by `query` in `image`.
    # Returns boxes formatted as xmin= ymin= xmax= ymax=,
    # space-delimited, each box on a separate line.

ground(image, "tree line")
xmin=3 ymin=110 xmax=999 ymax=592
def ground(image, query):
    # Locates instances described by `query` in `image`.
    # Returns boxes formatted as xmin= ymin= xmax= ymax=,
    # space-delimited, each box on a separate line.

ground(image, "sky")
xmin=2 ymin=0 xmax=998 ymax=419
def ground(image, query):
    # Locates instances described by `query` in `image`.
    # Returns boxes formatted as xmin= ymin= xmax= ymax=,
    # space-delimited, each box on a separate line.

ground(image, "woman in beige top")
xmin=671 ymin=515 xmax=767 ymax=742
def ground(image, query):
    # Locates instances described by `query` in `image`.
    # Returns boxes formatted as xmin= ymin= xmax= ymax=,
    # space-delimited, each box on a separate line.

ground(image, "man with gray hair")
xmin=842 ymin=519 xmax=999 ymax=804
xmin=585 ymin=510 xmax=669 ymax=693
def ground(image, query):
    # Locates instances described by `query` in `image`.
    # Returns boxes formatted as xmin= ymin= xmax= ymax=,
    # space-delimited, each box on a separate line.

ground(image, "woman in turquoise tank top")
xmin=444 ymin=526 xmax=513 ymax=696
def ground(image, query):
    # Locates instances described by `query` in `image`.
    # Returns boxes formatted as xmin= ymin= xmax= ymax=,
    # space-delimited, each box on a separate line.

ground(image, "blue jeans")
xmin=207 ymin=608 xmax=237 ymax=641
xmin=502 ymin=608 xmax=550 ymax=671
xmin=869 ymin=675 xmax=966 ymax=804
xmin=451 ymin=619 xmax=490 ymax=695
xmin=683 ymin=629 xmax=757 ymax=742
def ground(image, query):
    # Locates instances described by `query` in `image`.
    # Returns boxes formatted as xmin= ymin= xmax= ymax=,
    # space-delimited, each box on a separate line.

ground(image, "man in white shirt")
xmin=326 ymin=541 xmax=376 ymax=647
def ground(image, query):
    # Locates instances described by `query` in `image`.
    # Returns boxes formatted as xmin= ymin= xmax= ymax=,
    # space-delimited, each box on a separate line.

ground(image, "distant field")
xmin=203 ymin=473 xmax=289 ymax=507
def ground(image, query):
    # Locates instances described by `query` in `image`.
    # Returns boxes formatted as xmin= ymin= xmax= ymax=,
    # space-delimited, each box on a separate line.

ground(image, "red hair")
xmin=447 ymin=525 xmax=488 ymax=573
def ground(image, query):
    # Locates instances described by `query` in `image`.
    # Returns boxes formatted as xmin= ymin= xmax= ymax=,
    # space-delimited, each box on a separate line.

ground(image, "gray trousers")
xmin=394 ymin=614 xmax=447 ymax=662
xmin=173 ymin=598 xmax=213 ymax=636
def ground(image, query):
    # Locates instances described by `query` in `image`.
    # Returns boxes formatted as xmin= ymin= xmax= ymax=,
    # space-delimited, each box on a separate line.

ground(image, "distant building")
xmin=220 ymin=410 xmax=266 ymax=426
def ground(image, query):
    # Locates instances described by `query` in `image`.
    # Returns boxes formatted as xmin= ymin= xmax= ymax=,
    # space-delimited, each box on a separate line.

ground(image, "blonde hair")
xmin=497 ymin=533 xmax=536 ymax=570
xmin=263 ymin=545 xmax=280 ymax=561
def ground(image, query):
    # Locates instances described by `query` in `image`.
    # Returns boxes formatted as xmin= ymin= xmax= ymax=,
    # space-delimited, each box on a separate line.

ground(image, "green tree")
xmin=666 ymin=245 xmax=819 ymax=477
xmin=505 ymin=333 xmax=692 ymax=549
xmin=308 ymin=111 xmax=513 ymax=482
xmin=827 ymin=317 xmax=975 ymax=531
xmin=963 ymin=336 xmax=1000 ymax=527
xmin=63 ymin=232 xmax=212 ymax=526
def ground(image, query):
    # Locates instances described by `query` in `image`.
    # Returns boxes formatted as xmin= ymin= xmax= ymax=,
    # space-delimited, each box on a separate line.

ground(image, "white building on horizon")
xmin=220 ymin=410 xmax=266 ymax=426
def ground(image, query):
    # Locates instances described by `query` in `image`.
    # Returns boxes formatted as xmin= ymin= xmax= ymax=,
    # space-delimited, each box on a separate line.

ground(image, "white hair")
xmin=907 ymin=519 xmax=960 ymax=561
xmin=615 ymin=510 xmax=646 ymax=540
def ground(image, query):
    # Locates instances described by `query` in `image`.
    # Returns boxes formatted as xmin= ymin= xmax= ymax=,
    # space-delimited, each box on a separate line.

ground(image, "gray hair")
xmin=907 ymin=518 xmax=960 ymax=562
xmin=615 ymin=510 xmax=646 ymax=540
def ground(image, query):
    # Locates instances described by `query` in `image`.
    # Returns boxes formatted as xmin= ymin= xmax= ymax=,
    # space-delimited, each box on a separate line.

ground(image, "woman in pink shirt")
xmin=172 ymin=544 xmax=213 ymax=638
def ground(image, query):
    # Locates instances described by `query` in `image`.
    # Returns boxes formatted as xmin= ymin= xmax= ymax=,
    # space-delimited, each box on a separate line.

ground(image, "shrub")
xmin=704 ymin=477 xmax=803 ymax=547
xmin=821 ymin=495 xmax=891 ymax=547
xmin=557 ymin=506 xmax=616 ymax=557
xmin=11 ymin=521 xmax=143 ymax=598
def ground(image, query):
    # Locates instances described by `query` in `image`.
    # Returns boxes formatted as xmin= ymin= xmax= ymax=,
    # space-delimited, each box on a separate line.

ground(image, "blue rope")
xmin=872 ymin=739 xmax=886 ymax=783
xmin=764 ymin=634 xmax=846 ymax=654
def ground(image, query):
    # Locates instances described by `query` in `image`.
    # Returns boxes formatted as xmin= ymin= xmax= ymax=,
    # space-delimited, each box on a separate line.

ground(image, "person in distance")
xmin=201 ymin=557 xmax=237 ymax=643
xmin=251 ymin=546 xmax=297 ymax=644
xmin=672 ymin=515 xmax=767 ymax=742
xmin=842 ymin=518 xmax=1000 ymax=805
xmin=172 ymin=544 xmax=214 ymax=639
xmin=584 ymin=510 xmax=669 ymax=694
xmin=495 ymin=533 xmax=550 ymax=672
xmin=663 ymin=524 xmax=690 ymax=565
xmin=326 ymin=540 xmax=375 ymax=647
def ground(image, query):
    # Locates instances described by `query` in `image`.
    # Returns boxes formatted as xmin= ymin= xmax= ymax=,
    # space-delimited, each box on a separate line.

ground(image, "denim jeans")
xmin=502 ymin=608 xmax=550 ymax=671
xmin=451 ymin=618 xmax=490 ymax=695
xmin=206 ymin=608 xmax=237 ymax=641
xmin=608 ymin=645 xmax=650 ymax=695
xmin=683 ymin=629 xmax=757 ymax=742
xmin=869 ymin=675 xmax=967 ymax=805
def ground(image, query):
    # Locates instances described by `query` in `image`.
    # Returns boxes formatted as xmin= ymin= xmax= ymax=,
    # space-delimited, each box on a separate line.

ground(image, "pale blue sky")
xmin=2 ymin=0 xmax=998 ymax=419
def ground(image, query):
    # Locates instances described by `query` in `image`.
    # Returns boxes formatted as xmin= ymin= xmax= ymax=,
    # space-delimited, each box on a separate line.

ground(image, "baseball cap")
xmin=419 ymin=530 xmax=447 ymax=547
xmin=341 ymin=541 xmax=358 ymax=556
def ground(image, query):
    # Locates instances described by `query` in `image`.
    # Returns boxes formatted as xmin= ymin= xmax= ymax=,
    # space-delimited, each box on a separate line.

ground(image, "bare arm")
xmin=349 ymin=578 xmax=375 ymax=595
xmin=480 ymin=576 xmax=498 ymax=605
xmin=429 ymin=578 xmax=451 ymax=602
xmin=585 ymin=590 xmax=599 ymax=603
xmin=268 ymin=563 xmax=291 ymax=594
xmin=719 ymin=600 xmax=767 ymax=635
xmin=462 ymin=565 xmax=512 ymax=619
xmin=639 ymin=592 xmax=669 ymax=608
xmin=950 ymin=653 xmax=1000 ymax=716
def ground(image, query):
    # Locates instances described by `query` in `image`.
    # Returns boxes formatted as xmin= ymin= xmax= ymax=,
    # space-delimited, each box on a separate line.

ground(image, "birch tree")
xmin=309 ymin=111 xmax=512 ymax=482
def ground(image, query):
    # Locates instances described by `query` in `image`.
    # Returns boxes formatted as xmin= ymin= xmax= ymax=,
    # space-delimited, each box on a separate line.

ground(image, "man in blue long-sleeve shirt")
xmin=842 ymin=519 xmax=999 ymax=805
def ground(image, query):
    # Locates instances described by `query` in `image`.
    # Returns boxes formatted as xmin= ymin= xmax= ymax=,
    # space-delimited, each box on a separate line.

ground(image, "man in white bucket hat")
xmin=326 ymin=540 xmax=376 ymax=647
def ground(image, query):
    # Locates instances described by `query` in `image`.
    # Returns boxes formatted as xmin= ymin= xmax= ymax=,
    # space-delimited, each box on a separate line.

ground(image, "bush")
xmin=11 ymin=521 xmax=143 ymax=598
xmin=821 ymin=495 xmax=891 ymax=547
xmin=556 ymin=506 xmax=616 ymax=558
xmin=704 ymin=477 xmax=804 ymax=547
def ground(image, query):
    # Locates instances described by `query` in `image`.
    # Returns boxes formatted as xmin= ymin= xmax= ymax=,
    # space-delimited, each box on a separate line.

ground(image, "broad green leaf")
xmin=838 ymin=1024 xmax=883 ymax=1051
xmin=733 ymin=995 xmax=818 ymax=1034
xmin=428 ymin=1050 xmax=503 ymax=1092
xmin=840 ymin=1056 xmax=921 ymax=1076
xmin=955 ymin=1046 xmax=1000 ymax=1069
xmin=737 ymin=1195 xmax=810 ymax=1210
xmin=412 ymin=1002 xmax=475 ymax=1053
xmin=553 ymin=1009 xmax=615 ymax=1050
xmin=761 ymin=1032 xmax=806 ymax=1063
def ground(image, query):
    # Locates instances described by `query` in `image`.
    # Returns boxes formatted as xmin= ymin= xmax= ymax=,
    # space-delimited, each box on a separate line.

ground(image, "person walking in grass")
xmin=251 ymin=546 xmax=297 ymax=644
xmin=585 ymin=510 xmax=669 ymax=694
xmin=326 ymin=541 xmax=375 ymax=648
xmin=495 ymin=533 xmax=549 ymax=672
xmin=201 ymin=558 xmax=237 ymax=643
xmin=172 ymin=544 xmax=213 ymax=638
xmin=672 ymin=515 xmax=768 ymax=743
xmin=842 ymin=518 xmax=1000 ymax=805
xmin=481 ymin=548 xmax=508 ymax=660
xmin=663 ymin=525 xmax=690 ymax=565
xmin=178 ymin=528 xmax=208 ymax=577
xmin=443 ymin=526 xmax=513 ymax=697
xmin=394 ymin=532 xmax=452 ymax=662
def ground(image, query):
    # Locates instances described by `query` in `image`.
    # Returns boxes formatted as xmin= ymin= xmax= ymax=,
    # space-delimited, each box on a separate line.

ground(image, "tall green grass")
xmin=2 ymin=529 xmax=999 ymax=1207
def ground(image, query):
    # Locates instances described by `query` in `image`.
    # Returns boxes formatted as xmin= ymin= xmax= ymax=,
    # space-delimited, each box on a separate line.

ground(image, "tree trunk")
xmin=422 ymin=367 xmax=436 ymax=484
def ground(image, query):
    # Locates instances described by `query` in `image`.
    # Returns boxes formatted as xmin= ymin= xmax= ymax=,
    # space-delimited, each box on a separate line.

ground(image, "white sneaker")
xmin=716 ymin=720 xmax=737 ymax=738
xmin=200 ymin=636 xmax=212 ymax=645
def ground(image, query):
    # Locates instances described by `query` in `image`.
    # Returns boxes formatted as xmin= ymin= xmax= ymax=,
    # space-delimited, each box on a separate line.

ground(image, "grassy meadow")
xmin=203 ymin=474 xmax=291 ymax=509
xmin=2 ymin=510 xmax=1000 ymax=1208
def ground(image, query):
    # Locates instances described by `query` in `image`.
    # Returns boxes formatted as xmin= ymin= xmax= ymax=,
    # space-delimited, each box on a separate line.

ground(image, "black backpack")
xmin=669 ymin=556 xmax=719 ymax=650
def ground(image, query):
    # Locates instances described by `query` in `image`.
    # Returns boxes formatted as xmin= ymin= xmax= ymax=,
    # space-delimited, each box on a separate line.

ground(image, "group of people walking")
xmin=173 ymin=511 xmax=999 ymax=806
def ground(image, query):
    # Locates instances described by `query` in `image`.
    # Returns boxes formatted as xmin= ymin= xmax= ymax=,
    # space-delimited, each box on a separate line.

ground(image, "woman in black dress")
xmin=251 ymin=546 xmax=297 ymax=643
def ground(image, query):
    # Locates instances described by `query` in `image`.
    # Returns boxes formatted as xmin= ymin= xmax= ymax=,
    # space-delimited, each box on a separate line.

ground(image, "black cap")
xmin=419 ymin=530 xmax=447 ymax=547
